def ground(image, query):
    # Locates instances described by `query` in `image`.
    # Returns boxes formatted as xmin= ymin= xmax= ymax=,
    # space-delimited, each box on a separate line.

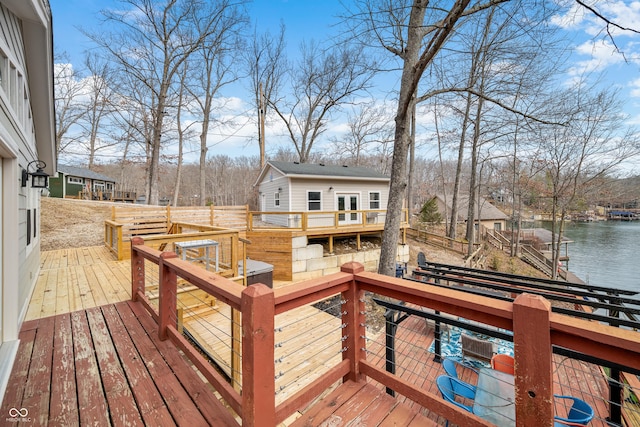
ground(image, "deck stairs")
xmin=486 ymin=230 xmax=555 ymax=277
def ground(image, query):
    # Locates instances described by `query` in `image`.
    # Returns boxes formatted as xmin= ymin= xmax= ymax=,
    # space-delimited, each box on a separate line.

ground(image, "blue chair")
xmin=442 ymin=359 xmax=477 ymax=399
xmin=554 ymin=395 xmax=594 ymax=426
xmin=436 ymin=375 xmax=475 ymax=413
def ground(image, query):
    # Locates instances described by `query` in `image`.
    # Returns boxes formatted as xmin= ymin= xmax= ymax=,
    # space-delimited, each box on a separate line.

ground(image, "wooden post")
xmin=117 ymin=224 xmax=124 ymax=260
xmin=210 ymin=204 xmax=215 ymax=226
xmin=158 ymin=252 xmax=178 ymax=341
xmin=130 ymin=237 xmax=145 ymax=301
xmin=340 ymin=262 xmax=365 ymax=383
xmin=241 ymin=284 xmax=275 ymax=427
xmin=513 ymin=293 xmax=554 ymax=426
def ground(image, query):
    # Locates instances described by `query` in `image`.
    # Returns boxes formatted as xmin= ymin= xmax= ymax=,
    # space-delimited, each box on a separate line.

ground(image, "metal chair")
xmin=436 ymin=375 xmax=475 ymax=427
xmin=442 ymin=358 xmax=477 ymax=399
xmin=491 ymin=353 xmax=515 ymax=375
xmin=417 ymin=251 xmax=427 ymax=269
xmin=554 ymin=395 xmax=594 ymax=426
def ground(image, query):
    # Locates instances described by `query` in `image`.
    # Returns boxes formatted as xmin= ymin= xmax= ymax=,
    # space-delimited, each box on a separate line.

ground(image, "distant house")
xmin=432 ymin=193 xmax=509 ymax=232
xmin=254 ymin=161 xmax=390 ymax=227
xmin=49 ymin=165 xmax=117 ymax=199
xmin=0 ymin=0 xmax=55 ymax=401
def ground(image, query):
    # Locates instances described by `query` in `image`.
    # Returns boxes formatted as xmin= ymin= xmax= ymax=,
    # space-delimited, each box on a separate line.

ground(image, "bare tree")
xmin=348 ymin=0 xmax=510 ymax=275
xmin=533 ymin=84 xmax=640 ymax=278
xmin=75 ymin=54 xmax=120 ymax=169
xmin=186 ymin=5 xmax=246 ymax=205
xmin=54 ymin=52 xmax=85 ymax=158
xmin=270 ymin=41 xmax=376 ymax=163
xmin=329 ymin=102 xmax=393 ymax=166
xmin=243 ymin=25 xmax=287 ymax=169
xmin=87 ymin=0 xmax=246 ymax=205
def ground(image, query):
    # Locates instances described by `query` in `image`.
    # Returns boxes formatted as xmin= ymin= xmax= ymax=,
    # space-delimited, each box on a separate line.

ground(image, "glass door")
xmin=337 ymin=194 xmax=359 ymax=225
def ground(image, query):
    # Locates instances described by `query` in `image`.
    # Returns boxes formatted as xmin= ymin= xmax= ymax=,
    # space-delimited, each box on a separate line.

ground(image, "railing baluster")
xmin=158 ymin=251 xmax=178 ymax=341
xmin=130 ymin=237 xmax=145 ymax=301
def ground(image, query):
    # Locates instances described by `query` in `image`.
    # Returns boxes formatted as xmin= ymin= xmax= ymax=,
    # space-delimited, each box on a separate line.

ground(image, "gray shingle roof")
xmin=58 ymin=165 xmax=116 ymax=182
xmin=435 ymin=193 xmax=508 ymax=221
xmin=267 ymin=161 xmax=389 ymax=180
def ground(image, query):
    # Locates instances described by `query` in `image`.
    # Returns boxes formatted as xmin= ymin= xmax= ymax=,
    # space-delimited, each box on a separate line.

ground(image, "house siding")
xmin=0 ymin=0 xmax=55 ymax=403
xmin=0 ymin=4 xmax=40 ymax=321
xmin=259 ymin=166 xmax=290 ymax=226
xmin=256 ymin=162 xmax=390 ymax=228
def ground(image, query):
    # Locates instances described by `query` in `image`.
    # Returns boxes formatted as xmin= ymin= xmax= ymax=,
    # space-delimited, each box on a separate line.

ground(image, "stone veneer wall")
xmin=291 ymin=236 xmax=410 ymax=282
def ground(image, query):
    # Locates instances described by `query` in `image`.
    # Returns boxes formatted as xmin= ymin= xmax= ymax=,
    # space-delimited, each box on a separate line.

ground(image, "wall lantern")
xmin=21 ymin=160 xmax=49 ymax=188
xmin=329 ymin=186 xmax=334 ymax=191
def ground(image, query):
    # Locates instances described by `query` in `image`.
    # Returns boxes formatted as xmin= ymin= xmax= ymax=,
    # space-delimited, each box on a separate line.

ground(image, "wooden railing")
xmin=130 ymin=239 xmax=640 ymax=427
xmin=407 ymin=228 xmax=479 ymax=256
xmin=247 ymin=209 xmax=408 ymax=231
xmin=105 ymin=205 xmax=248 ymax=259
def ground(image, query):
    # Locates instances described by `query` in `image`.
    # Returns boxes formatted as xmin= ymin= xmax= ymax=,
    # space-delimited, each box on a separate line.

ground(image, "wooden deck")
xmin=291 ymin=380 xmax=439 ymax=426
xmin=14 ymin=246 xmax=637 ymax=426
xmin=27 ymin=246 xmax=139 ymax=320
xmin=1 ymin=300 xmax=238 ymax=426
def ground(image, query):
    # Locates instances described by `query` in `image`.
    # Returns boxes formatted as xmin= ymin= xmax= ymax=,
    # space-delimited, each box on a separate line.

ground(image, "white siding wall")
xmin=258 ymin=166 xmax=290 ymax=226
xmin=256 ymin=165 xmax=390 ymax=228
xmin=289 ymin=178 xmax=389 ymax=211
xmin=0 ymin=4 xmax=40 ymax=322
xmin=0 ymin=1 xmax=50 ymax=402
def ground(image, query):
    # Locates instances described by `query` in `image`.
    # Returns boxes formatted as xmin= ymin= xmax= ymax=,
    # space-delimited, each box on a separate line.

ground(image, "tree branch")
xmin=576 ymin=0 xmax=640 ymax=35
xmin=417 ymin=86 xmax=568 ymax=126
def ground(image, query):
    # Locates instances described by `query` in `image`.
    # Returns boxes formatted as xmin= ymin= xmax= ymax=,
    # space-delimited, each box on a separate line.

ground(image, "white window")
xmin=274 ymin=192 xmax=280 ymax=207
xmin=369 ymin=192 xmax=381 ymax=209
xmin=68 ymin=176 xmax=84 ymax=184
xmin=307 ymin=191 xmax=321 ymax=211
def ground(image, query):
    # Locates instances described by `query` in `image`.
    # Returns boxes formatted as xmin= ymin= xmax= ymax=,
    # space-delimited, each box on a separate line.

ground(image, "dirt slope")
xmin=40 ymin=197 xmax=113 ymax=251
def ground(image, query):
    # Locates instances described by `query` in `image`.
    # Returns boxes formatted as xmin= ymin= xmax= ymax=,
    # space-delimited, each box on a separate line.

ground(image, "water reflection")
xmin=539 ymin=220 xmax=640 ymax=293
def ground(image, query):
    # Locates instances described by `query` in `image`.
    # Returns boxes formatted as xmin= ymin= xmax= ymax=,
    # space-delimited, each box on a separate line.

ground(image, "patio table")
xmin=174 ymin=239 xmax=219 ymax=271
xmin=473 ymin=367 xmax=515 ymax=427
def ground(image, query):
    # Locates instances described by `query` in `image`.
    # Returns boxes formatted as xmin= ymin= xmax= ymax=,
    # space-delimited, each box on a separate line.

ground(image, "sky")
xmin=49 ymin=0 xmax=640 ymax=167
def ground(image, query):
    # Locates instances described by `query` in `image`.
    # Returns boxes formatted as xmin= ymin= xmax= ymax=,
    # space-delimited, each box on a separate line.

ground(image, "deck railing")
xmin=247 ymin=209 xmax=408 ymax=231
xmin=130 ymin=238 xmax=640 ymax=427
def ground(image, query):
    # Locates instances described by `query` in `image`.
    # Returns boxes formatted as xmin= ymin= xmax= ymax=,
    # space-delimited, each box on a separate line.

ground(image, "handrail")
xmin=130 ymin=239 xmax=640 ymax=427
xmin=247 ymin=208 xmax=408 ymax=231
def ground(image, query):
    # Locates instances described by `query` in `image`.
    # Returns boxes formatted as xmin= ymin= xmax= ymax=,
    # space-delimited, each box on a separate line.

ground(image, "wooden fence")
xmin=104 ymin=205 xmax=248 ymax=260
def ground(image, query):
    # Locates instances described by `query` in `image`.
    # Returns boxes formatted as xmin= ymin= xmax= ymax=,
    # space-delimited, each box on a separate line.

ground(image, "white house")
xmin=0 ymin=0 xmax=55 ymax=401
xmin=254 ymin=161 xmax=390 ymax=228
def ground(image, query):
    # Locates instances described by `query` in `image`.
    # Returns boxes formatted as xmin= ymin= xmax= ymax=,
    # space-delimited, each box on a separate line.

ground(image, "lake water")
xmin=554 ymin=220 xmax=640 ymax=294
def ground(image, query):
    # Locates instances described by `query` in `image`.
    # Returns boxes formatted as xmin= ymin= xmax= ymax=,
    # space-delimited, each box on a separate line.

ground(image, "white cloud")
xmin=570 ymin=39 xmax=626 ymax=75
xmin=630 ymin=77 xmax=640 ymax=97
xmin=550 ymin=1 xmax=587 ymax=30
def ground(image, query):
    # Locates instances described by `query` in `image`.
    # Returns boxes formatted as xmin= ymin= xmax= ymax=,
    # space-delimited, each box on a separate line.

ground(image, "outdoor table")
xmin=174 ymin=239 xmax=219 ymax=271
xmin=473 ymin=367 xmax=515 ymax=427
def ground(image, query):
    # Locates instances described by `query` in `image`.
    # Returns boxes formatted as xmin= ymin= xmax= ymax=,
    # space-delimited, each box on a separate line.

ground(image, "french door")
xmin=337 ymin=194 xmax=359 ymax=225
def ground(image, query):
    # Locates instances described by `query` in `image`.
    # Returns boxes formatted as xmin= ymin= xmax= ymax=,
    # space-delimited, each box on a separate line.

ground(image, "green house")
xmin=49 ymin=165 xmax=117 ymax=199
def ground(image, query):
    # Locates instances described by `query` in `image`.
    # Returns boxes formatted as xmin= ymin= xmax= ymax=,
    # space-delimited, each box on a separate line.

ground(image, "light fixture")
xmin=329 ymin=186 xmax=333 ymax=191
xmin=22 ymin=160 xmax=49 ymax=188
xmin=278 ymin=187 xmax=282 ymax=191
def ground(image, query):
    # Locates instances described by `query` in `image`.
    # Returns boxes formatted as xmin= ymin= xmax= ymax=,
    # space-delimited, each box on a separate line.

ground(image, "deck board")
xmin=1 ymin=301 xmax=238 ymax=426
xmin=104 ymin=304 xmax=176 ymax=426
xmin=19 ymin=245 xmax=634 ymax=426
xmin=27 ymin=246 xmax=152 ymax=321
xmin=49 ymin=313 xmax=79 ymax=426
